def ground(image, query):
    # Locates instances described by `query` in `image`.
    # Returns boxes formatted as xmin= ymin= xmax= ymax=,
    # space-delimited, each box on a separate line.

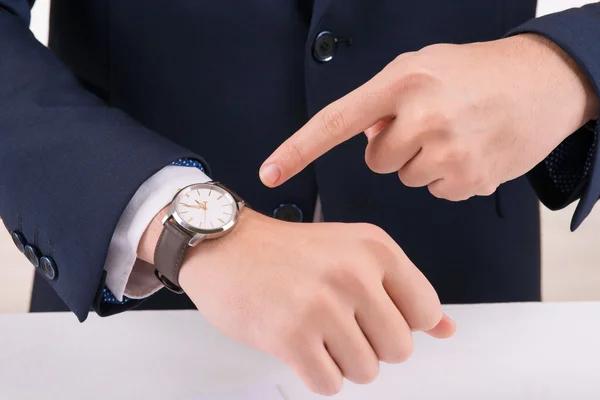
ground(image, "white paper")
xmin=187 ymin=383 xmax=285 ymax=400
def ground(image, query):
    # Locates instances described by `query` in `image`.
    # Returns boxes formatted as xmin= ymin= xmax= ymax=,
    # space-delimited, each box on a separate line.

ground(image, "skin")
xmin=133 ymin=33 xmax=600 ymax=396
xmin=259 ymin=34 xmax=599 ymax=200
xmin=138 ymin=208 xmax=455 ymax=395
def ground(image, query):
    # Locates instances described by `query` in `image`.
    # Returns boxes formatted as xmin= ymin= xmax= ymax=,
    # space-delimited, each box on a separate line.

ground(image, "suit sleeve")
xmin=0 ymin=4 xmax=206 ymax=321
xmin=507 ymin=4 xmax=600 ymax=231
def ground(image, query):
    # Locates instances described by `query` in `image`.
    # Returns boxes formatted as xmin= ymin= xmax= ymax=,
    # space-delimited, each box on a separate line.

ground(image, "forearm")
xmin=507 ymin=4 xmax=600 ymax=228
xmin=0 ymin=8 xmax=200 ymax=320
xmin=137 ymin=206 xmax=168 ymax=265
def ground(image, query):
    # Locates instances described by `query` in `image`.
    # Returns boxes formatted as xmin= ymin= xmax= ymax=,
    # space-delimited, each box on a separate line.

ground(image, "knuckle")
xmin=418 ymin=43 xmax=457 ymax=61
xmin=292 ymin=351 xmax=343 ymax=396
xmin=364 ymin=148 xmax=394 ymax=174
xmin=307 ymin=289 xmax=336 ymax=315
xmin=444 ymin=144 xmax=469 ymax=167
xmin=448 ymin=189 xmax=470 ymax=202
xmin=428 ymin=183 xmax=466 ymax=202
xmin=364 ymin=148 xmax=382 ymax=173
xmin=397 ymin=168 xmax=420 ymax=188
xmin=351 ymin=363 xmax=380 ymax=385
xmin=385 ymin=51 xmax=416 ymax=69
xmin=397 ymin=169 xmax=409 ymax=185
xmin=282 ymin=315 xmax=308 ymax=340
xmin=427 ymin=183 xmax=445 ymax=199
xmin=398 ymin=103 xmax=453 ymax=144
xmin=419 ymin=42 xmax=447 ymax=54
xmin=469 ymin=172 xmax=487 ymax=191
xmin=415 ymin=109 xmax=451 ymax=134
xmin=271 ymin=322 xmax=310 ymax=358
xmin=285 ymin=140 xmax=305 ymax=166
xmin=430 ymin=149 xmax=447 ymax=169
xmin=346 ymin=223 xmax=399 ymax=274
xmin=356 ymin=222 xmax=386 ymax=235
xmin=320 ymin=108 xmax=347 ymax=138
xmin=459 ymin=162 xmax=490 ymax=196
xmin=282 ymin=296 xmax=331 ymax=342
xmin=357 ymin=222 xmax=387 ymax=238
xmin=413 ymin=305 xmax=443 ymax=332
xmin=312 ymin=377 xmax=343 ymax=396
xmin=323 ymin=261 xmax=369 ymax=294
xmin=360 ymin=227 xmax=402 ymax=271
xmin=477 ymin=183 xmax=497 ymax=197
xmin=392 ymin=68 xmax=433 ymax=93
xmin=380 ymin=337 xmax=415 ymax=364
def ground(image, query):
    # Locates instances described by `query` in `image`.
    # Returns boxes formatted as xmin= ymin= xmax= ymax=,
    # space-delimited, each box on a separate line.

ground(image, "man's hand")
xmin=173 ymin=209 xmax=454 ymax=395
xmin=260 ymin=34 xmax=598 ymax=201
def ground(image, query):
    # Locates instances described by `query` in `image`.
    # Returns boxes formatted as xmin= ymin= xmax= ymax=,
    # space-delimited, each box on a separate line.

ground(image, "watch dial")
xmin=174 ymin=184 xmax=236 ymax=231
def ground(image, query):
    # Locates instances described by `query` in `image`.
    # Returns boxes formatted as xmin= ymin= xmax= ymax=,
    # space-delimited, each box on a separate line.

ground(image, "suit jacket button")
xmin=313 ymin=31 xmax=336 ymax=62
xmin=11 ymin=231 xmax=26 ymax=253
xmin=40 ymin=256 xmax=58 ymax=281
xmin=23 ymin=245 xmax=41 ymax=268
xmin=273 ymin=204 xmax=304 ymax=222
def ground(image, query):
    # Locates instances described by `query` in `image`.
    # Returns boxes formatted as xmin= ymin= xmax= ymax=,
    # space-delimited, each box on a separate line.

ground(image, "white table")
xmin=1 ymin=302 xmax=600 ymax=399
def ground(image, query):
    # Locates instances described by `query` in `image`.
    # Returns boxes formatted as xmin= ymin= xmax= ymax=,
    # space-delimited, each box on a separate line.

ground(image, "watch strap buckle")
xmin=154 ymin=269 xmax=185 ymax=294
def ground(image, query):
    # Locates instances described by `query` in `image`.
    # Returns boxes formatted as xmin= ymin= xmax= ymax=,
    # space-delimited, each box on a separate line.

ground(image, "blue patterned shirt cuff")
xmin=100 ymin=157 xmax=206 ymax=306
xmin=544 ymin=124 xmax=597 ymax=193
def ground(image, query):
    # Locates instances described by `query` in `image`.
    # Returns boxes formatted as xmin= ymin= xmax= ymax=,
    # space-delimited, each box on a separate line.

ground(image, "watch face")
xmin=173 ymin=183 xmax=238 ymax=232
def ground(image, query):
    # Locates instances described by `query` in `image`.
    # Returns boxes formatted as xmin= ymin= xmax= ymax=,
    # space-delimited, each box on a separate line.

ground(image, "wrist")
xmin=511 ymin=33 xmax=598 ymax=123
xmin=178 ymin=208 xmax=261 ymax=292
xmin=142 ymin=183 xmax=254 ymax=293
xmin=137 ymin=205 xmax=170 ymax=264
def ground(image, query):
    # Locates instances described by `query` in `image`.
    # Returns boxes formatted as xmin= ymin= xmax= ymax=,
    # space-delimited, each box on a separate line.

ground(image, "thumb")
xmin=425 ymin=313 xmax=456 ymax=339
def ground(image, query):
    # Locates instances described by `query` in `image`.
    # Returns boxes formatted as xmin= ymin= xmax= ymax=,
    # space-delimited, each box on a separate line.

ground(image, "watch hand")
xmin=181 ymin=203 xmax=204 ymax=209
xmin=195 ymin=199 xmax=209 ymax=210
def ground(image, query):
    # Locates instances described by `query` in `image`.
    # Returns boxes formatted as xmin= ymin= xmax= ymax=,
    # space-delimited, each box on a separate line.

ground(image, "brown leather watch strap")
xmin=153 ymin=218 xmax=193 ymax=294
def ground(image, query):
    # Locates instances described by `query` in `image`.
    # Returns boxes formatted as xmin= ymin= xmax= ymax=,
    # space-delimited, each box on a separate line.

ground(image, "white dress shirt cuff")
xmin=103 ymin=165 xmax=210 ymax=301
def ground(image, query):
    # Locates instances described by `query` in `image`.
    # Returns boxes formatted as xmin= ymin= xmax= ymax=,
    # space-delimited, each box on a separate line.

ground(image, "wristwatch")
xmin=154 ymin=182 xmax=246 ymax=293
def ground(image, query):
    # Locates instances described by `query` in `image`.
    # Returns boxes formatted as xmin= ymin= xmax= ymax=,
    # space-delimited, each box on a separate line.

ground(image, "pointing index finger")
xmin=260 ymin=77 xmax=396 ymax=187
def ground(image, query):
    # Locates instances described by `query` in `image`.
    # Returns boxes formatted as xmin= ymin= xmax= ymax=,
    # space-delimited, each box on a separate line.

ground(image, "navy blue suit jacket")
xmin=0 ymin=0 xmax=598 ymax=321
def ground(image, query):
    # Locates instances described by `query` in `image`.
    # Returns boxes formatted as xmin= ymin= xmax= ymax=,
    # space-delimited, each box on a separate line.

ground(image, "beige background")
xmin=0 ymin=0 xmax=598 ymax=314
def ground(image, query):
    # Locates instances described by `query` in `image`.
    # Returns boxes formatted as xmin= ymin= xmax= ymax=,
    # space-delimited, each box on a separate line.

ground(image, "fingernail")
xmin=260 ymin=164 xmax=281 ymax=186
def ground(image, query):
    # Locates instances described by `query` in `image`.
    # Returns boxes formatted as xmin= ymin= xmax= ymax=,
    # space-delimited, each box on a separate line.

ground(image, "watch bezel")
xmin=166 ymin=183 xmax=239 ymax=237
